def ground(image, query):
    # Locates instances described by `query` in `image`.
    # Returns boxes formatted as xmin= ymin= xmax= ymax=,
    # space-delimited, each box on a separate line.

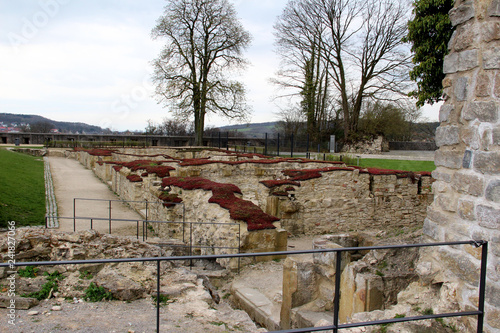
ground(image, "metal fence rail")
xmin=72 ymin=198 xmax=183 ymax=228
xmin=2 ymin=240 xmax=487 ymax=333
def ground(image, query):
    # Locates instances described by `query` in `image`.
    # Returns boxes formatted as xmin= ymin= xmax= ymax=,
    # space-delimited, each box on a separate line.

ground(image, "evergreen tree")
xmin=405 ymin=0 xmax=454 ymax=107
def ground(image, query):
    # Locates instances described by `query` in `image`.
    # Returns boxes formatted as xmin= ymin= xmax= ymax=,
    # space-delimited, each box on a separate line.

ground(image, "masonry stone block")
xmin=434 ymin=149 xmax=464 ymax=169
xmin=438 ymin=248 xmax=481 ymax=285
xmin=453 ymin=24 xmax=475 ymax=51
xmin=490 ymin=0 xmax=500 ymax=16
xmin=476 ymin=72 xmax=491 ymax=97
xmin=443 ymin=53 xmax=459 ymax=74
xmin=435 ymin=125 xmax=460 ymax=147
xmin=452 ymin=170 xmax=484 ymax=196
xmin=486 ymin=180 xmax=500 ymax=203
xmin=474 ymin=151 xmax=500 ymax=174
xmin=486 ymin=284 xmax=500 ymax=308
xmin=437 ymin=192 xmax=458 ymax=212
xmin=462 ymin=101 xmax=499 ymax=122
xmin=423 ymin=218 xmax=445 ymax=241
xmin=458 ymin=199 xmax=476 ymax=220
xmin=483 ymin=46 xmax=500 ymax=69
xmin=439 ymin=104 xmax=454 ymax=122
xmin=449 ymin=1 xmax=475 ymax=26
xmin=454 ymin=76 xmax=469 ymax=100
xmin=483 ymin=22 xmax=500 ymax=42
xmin=461 ymin=125 xmax=481 ymax=149
xmin=495 ymin=72 xmax=500 ymax=98
xmin=459 ymin=49 xmax=479 ymax=71
xmin=432 ymin=167 xmax=454 ymax=183
xmin=486 ymin=306 xmax=500 ymax=332
xmin=477 ymin=204 xmax=500 ymax=229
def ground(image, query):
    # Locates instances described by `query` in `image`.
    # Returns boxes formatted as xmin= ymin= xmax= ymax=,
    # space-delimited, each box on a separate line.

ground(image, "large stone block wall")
xmin=265 ymin=170 xmax=433 ymax=236
xmin=419 ymin=0 xmax=500 ymax=331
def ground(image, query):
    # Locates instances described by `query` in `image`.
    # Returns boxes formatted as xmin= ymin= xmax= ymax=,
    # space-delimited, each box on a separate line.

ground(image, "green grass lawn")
xmin=353 ymin=158 xmax=436 ymax=172
xmin=0 ymin=149 xmax=45 ymax=228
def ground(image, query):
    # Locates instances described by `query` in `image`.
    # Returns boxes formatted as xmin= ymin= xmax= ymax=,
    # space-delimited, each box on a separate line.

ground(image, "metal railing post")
xmin=277 ymin=133 xmax=280 ymax=157
xmin=156 ymin=259 xmax=161 ymax=333
xmin=333 ymin=251 xmax=342 ymax=333
xmin=477 ymin=241 xmax=488 ymax=332
xmin=73 ymin=198 xmax=76 ymax=232
xmin=108 ymin=200 xmax=112 ymax=234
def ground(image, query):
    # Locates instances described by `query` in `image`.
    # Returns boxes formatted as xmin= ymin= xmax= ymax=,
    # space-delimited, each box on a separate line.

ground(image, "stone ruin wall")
xmin=63 ymin=148 xmax=434 ymax=272
xmin=417 ymin=0 xmax=500 ymax=331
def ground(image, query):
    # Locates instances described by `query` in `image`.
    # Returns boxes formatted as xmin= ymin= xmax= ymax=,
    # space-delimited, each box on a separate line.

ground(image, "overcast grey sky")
xmin=0 ymin=0 xmax=438 ymax=131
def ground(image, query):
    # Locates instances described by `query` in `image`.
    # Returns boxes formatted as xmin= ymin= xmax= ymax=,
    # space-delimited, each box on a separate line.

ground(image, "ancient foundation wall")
xmin=264 ymin=170 xmax=433 ymax=236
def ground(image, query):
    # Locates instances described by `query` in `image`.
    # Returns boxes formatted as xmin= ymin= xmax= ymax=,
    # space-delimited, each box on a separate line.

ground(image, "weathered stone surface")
xmin=449 ymin=1 xmax=475 ymax=26
xmin=455 ymin=76 xmax=470 ymax=100
xmin=434 ymin=149 xmax=464 ymax=169
xmin=486 ymin=180 xmax=500 ymax=203
xmin=490 ymin=0 xmax=500 ymax=17
xmin=443 ymin=52 xmax=459 ymax=74
xmin=461 ymin=125 xmax=480 ymax=150
xmin=436 ymin=192 xmax=458 ymax=212
xmin=462 ymin=101 xmax=499 ymax=122
xmin=476 ymin=72 xmax=491 ymax=97
xmin=452 ymin=170 xmax=484 ymax=196
xmin=495 ymin=72 xmax=500 ymax=98
xmin=494 ymin=125 xmax=500 ymax=145
xmin=453 ymin=24 xmax=475 ymax=51
xmin=0 ymin=296 xmax=38 ymax=309
xmin=458 ymin=199 xmax=475 ymax=220
xmin=435 ymin=125 xmax=460 ymax=147
xmin=483 ymin=46 xmax=500 ymax=69
xmin=477 ymin=204 xmax=500 ymax=229
xmin=483 ymin=22 xmax=500 ymax=42
xmin=486 ymin=283 xmax=500 ymax=308
xmin=474 ymin=151 xmax=500 ymax=174
xmin=486 ymin=306 xmax=500 ymax=332
xmin=439 ymin=104 xmax=454 ymax=122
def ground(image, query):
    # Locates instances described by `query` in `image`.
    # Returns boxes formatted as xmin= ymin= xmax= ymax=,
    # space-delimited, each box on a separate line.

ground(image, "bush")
xmin=84 ymin=282 xmax=113 ymax=302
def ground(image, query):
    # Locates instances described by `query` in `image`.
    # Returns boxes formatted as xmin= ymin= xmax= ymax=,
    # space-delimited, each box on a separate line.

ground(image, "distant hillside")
xmin=0 ymin=113 xmax=104 ymax=133
xmin=217 ymin=122 xmax=277 ymax=138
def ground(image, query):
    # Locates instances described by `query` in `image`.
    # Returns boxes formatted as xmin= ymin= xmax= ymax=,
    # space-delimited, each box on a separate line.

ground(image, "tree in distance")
xmin=151 ymin=0 xmax=252 ymax=146
xmin=273 ymin=0 xmax=412 ymax=142
xmin=404 ymin=0 xmax=454 ymax=107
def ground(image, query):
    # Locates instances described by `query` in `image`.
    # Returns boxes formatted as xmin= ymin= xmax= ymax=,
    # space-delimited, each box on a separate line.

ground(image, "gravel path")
xmin=48 ymin=156 xmax=144 ymax=236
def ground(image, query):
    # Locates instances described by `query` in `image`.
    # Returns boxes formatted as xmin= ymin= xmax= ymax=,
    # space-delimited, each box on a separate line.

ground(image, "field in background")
xmin=326 ymin=154 xmax=436 ymax=172
xmin=0 ymin=149 xmax=45 ymax=228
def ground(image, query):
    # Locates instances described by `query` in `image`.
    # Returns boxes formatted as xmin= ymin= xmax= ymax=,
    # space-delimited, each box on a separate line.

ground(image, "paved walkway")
xmin=48 ymin=156 xmax=144 ymax=236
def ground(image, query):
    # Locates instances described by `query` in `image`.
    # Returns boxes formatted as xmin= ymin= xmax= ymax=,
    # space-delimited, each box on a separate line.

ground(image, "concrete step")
xmin=231 ymin=282 xmax=281 ymax=331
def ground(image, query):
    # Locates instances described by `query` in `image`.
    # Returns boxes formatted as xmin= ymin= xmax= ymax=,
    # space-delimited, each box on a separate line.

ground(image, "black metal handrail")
xmin=1 ymin=240 xmax=487 ymax=332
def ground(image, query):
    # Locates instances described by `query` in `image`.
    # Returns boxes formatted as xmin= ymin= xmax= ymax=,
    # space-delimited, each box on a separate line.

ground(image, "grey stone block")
xmin=435 ymin=125 xmax=460 ymax=147
xmin=449 ymin=1 xmax=475 ymax=26
xmin=434 ymin=150 xmax=464 ymax=169
xmin=443 ymin=53 xmax=459 ymax=74
xmin=474 ymin=151 xmax=500 ymax=174
xmin=462 ymin=101 xmax=499 ymax=122
xmin=452 ymin=170 xmax=484 ymax=196
xmin=439 ymin=104 xmax=454 ymax=122
xmin=458 ymin=49 xmax=479 ymax=71
xmin=454 ymin=76 xmax=469 ymax=101
xmin=483 ymin=46 xmax=500 ymax=69
xmin=477 ymin=204 xmax=500 ymax=229
xmin=486 ymin=180 xmax=500 ymax=203
xmin=490 ymin=0 xmax=500 ymax=16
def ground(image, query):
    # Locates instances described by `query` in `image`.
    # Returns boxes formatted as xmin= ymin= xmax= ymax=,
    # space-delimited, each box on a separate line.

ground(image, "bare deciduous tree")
xmin=272 ymin=0 xmax=332 ymax=142
xmin=274 ymin=0 xmax=411 ymax=141
xmin=151 ymin=0 xmax=252 ymax=145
